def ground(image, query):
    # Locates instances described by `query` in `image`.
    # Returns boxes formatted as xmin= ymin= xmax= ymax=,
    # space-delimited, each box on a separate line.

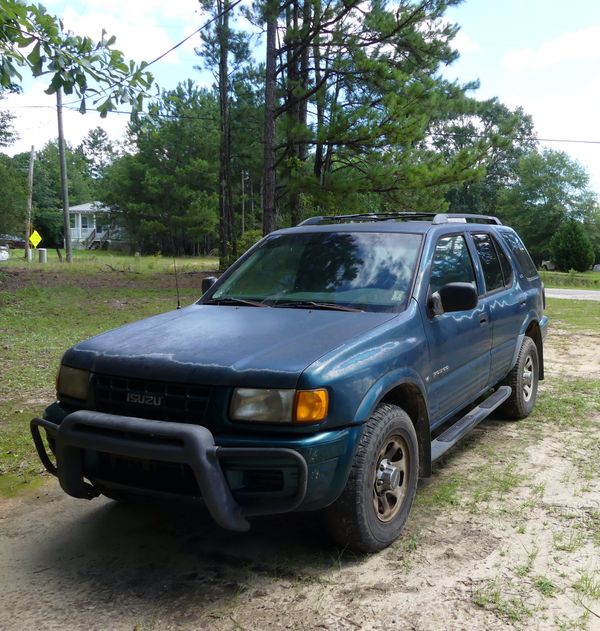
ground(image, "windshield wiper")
xmin=204 ymin=297 xmax=268 ymax=307
xmin=273 ymin=300 xmax=363 ymax=312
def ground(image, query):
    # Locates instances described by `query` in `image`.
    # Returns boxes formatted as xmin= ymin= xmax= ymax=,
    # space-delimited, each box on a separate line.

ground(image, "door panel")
xmin=421 ymin=234 xmax=491 ymax=422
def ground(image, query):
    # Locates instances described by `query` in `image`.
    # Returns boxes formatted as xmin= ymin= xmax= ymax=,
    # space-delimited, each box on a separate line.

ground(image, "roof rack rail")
xmin=298 ymin=212 xmax=502 ymax=226
xmin=432 ymin=213 xmax=502 ymax=225
xmin=298 ymin=212 xmax=437 ymax=226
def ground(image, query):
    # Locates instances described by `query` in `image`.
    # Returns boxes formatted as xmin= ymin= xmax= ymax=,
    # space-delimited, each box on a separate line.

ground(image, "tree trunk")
xmin=262 ymin=5 xmax=278 ymax=235
xmin=56 ymin=89 xmax=72 ymax=263
xmin=218 ymin=0 xmax=235 ymax=266
xmin=312 ymin=0 xmax=325 ymax=183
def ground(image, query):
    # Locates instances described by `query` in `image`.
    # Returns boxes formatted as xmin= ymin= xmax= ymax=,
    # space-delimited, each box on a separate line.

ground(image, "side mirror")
xmin=201 ymin=276 xmax=218 ymax=294
xmin=429 ymin=282 xmax=477 ymax=316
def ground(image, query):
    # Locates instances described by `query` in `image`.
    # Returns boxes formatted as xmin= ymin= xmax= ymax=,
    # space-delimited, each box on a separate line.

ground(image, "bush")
xmin=32 ymin=209 xmax=64 ymax=249
xmin=237 ymin=229 xmax=263 ymax=256
xmin=550 ymin=220 xmax=595 ymax=272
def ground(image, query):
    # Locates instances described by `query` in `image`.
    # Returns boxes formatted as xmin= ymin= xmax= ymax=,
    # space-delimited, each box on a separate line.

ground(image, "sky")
xmin=4 ymin=0 xmax=600 ymax=194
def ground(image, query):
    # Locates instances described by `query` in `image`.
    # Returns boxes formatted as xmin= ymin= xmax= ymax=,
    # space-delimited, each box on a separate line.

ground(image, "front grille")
xmin=93 ymin=374 xmax=211 ymax=424
xmin=87 ymin=451 xmax=201 ymax=496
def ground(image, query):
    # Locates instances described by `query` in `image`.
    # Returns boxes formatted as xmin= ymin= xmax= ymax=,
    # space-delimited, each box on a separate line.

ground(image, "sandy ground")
xmin=0 ymin=334 xmax=599 ymax=631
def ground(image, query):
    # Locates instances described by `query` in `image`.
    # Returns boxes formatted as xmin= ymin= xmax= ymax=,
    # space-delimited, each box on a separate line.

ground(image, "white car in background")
xmin=0 ymin=246 xmax=9 ymax=262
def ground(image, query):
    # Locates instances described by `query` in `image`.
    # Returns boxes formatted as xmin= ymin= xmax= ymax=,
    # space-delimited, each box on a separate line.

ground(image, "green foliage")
xmin=102 ymin=82 xmax=220 ymax=254
xmin=10 ymin=140 xmax=95 ymax=211
xmin=273 ymin=0 xmax=489 ymax=217
xmin=583 ymin=206 xmax=600 ymax=263
xmin=497 ymin=149 xmax=598 ymax=262
xmin=0 ymin=0 xmax=153 ymax=115
xmin=32 ymin=208 xmax=63 ymax=248
xmin=0 ymin=90 xmax=16 ymax=147
xmin=237 ymin=229 xmax=263 ymax=255
xmin=78 ymin=126 xmax=117 ymax=183
xmin=550 ymin=220 xmax=595 ymax=272
xmin=445 ymin=101 xmax=537 ymax=214
xmin=0 ymin=152 xmax=26 ymax=234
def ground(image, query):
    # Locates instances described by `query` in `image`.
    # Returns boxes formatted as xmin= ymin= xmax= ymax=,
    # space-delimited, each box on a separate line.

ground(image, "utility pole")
xmin=56 ymin=88 xmax=72 ymax=263
xmin=24 ymin=145 xmax=34 ymax=261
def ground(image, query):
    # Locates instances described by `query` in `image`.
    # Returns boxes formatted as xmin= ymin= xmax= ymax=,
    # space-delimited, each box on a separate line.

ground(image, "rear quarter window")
xmin=499 ymin=231 xmax=538 ymax=279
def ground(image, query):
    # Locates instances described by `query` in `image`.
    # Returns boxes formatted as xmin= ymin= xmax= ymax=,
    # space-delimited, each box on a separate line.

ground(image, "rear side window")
xmin=500 ymin=231 xmax=538 ymax=279
xmin=493 ymin=236 xmax=514 ymax=286
xmin=430 ymin=235 xmax=476 ymax=294
xmin=473 ymin=233 xmax=503 ymax=292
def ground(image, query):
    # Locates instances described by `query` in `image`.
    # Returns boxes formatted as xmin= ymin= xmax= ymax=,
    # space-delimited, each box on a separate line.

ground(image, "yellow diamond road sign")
xmin=29 ymin=230 xmax=42 ymax=248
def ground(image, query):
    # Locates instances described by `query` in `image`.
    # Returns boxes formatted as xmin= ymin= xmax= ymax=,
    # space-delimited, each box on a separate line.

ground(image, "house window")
xmin=81 ymin=216 xmax=89 ymax=229
xmin=70 ymin=215 xmax=75 ymax=228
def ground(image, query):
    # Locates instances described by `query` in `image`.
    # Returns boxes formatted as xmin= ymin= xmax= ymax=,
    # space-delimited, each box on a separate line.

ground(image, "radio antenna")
xmin=169 ymin=227 xmax=182 ymax=310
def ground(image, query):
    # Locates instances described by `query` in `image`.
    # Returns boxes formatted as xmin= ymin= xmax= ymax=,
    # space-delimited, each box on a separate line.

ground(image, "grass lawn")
xmin=545 ymin=297 xmax=600 ymax=332
xmin=2 ymin=247 xmax=219 ymax=276
xmin=540 ymin=269 xmax=600 ymax=289
xmin=0 ymin=259 xmax=211 ymax=495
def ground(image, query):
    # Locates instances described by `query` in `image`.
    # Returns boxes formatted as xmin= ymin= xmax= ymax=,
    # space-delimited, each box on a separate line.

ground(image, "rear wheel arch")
xmin=525 ymin=320 xmax=544 ymax=380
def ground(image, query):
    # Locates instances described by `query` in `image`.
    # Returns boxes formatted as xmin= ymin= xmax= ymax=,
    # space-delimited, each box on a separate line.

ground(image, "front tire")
xmin=500 ymin=336 xmax=539 ymax=419
xmin=324 ymin=404 xmax=418 ymax=553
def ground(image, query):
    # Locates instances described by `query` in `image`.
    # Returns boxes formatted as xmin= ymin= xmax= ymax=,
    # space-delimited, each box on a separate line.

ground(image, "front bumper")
xmin=31 ymin=409 xmax=361 ymax=530
xmin=31 ymin=411 xmax=310 ymax=532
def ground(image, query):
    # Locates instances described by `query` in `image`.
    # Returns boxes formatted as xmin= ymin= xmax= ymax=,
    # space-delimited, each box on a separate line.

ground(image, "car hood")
xmin=63 ymin=304 xmax=396 ymax=388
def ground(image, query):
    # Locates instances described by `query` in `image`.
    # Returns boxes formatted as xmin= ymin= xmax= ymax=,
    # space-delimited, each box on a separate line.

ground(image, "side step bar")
xmin=431 ymin=386 xmax=512 ymax=461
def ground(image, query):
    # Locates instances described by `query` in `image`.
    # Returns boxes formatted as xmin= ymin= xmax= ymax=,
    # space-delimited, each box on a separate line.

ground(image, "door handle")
xmin=479 ymin=313 xmax=488 ymax=325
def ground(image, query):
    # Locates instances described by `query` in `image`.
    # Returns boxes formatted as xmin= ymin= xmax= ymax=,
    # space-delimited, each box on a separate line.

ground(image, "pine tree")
xmin=550 ymin=220 xmax=595 ymax=272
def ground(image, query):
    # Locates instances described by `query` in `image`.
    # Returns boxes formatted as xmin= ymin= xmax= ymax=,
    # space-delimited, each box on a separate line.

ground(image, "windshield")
xmin=206 ymin=231 xmax=422 ymax=312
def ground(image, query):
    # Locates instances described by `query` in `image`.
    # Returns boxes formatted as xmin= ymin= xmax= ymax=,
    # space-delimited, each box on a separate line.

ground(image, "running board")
xmin=431 ymin=386 xmax=512 ymax=461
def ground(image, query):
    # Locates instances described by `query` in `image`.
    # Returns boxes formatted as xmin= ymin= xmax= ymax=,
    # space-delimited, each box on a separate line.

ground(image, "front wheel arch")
xmin=323 ymin=403 xmax=419 ymax=553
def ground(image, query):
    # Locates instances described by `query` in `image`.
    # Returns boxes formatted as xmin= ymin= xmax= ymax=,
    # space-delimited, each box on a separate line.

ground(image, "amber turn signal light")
xmin=294 ymin=389 xmax=328 ymax=423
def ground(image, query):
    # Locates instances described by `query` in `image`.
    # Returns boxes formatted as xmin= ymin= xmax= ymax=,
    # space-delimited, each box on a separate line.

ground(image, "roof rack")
xmin=298 ymin=212 xmax=502 ymax=226
xmin=432 ymin=213 xmax=502 ymax=225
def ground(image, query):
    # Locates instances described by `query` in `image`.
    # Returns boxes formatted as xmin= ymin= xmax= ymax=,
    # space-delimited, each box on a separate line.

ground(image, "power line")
xmin=7 ymin=104 xmax=600 ymax=145
xmin=139 ymin=0 xmax=245 ymax=70
xmin=430 ymin=132 xmax=600 ymax=146
xmin=145 ymin=0 xmax=244 ymax=69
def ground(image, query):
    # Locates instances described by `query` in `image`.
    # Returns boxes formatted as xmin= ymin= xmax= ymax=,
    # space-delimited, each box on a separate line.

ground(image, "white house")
xmin=68 ymin=201 xmax=125 ymax=250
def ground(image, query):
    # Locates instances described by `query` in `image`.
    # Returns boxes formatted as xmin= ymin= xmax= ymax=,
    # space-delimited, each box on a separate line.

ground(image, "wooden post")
xmin=56 ymin=88 xmax=72 ymax=263
xmin=24 ymin=145 xmax=34 ymax=261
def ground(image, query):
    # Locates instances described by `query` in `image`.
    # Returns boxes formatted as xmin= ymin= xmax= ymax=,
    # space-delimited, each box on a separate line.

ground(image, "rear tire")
xmin=324 ymin=403 xmax=418 ymax=553
xmin=500 ymin=336 xmax=539 ymax=419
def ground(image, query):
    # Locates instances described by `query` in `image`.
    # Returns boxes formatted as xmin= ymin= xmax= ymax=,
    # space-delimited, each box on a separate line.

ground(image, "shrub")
xmin=237 ymin=230 xmax=263 ymax=256
xmin=550 ymin=220 xmax=595 ymax=272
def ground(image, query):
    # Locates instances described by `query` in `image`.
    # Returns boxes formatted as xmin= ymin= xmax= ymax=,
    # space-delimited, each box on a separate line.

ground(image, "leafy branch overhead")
xmin=0 ymin=0 xmax=153 ymax=115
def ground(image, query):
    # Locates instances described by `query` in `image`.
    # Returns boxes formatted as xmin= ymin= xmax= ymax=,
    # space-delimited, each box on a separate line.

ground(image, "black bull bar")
xmin=31 ymin=410 xmax=308 ymax=532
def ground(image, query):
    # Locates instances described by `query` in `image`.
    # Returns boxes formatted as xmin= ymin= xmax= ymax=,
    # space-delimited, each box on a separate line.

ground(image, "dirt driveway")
xmin=0 ymin=333 xmax=598 ymax=631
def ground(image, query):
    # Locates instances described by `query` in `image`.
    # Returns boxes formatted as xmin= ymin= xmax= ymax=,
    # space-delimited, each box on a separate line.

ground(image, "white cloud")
xmin=453 ymin=30 xmax=481 ymax=55
xmin=60 ymin=8 xmax=179 ymax=65
xmin=503 ymin=24 xmax=600 ymax=73
xmin=2 ymin=84 xmax=129 ymax=157
xmin=501 ymin=72 xmax=600 ymax=194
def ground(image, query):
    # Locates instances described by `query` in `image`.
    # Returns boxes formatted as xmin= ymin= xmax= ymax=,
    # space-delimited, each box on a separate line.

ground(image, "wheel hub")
xmin=372 ymin=436 xmax=409 ymax=523
xmin=522 ymin=354 xmax=534 ymax=402
xmin=376 ymin=459 xmax=401 ymax=492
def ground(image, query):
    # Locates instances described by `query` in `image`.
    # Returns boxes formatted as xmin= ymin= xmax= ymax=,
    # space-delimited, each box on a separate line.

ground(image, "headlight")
xmin=230 ymin=388 xmax=295 ymax=423
xmin=57 ymin=365 xmax=90 ymax=401
xmin=230 ymin=388 xmax=328 ymax=424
